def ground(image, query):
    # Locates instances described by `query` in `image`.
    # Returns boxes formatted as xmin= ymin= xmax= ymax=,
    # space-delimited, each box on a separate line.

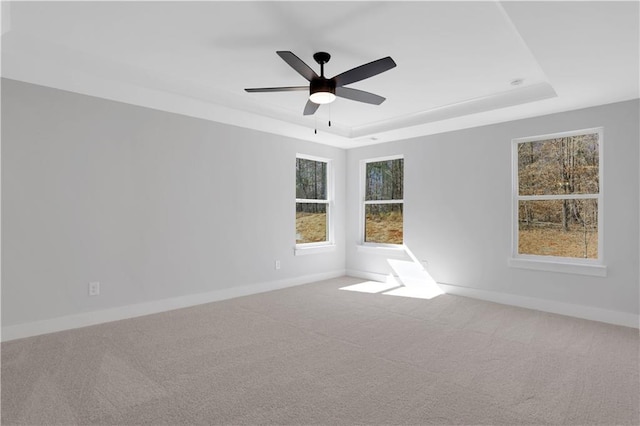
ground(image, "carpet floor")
xmin=1 ymin=276 xmax=639 ymax=425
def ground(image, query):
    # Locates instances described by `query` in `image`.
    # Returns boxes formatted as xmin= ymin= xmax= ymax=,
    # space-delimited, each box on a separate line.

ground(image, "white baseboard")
xmin=346 ymin=269 xmax=639 ymax=328
xmin=1 ymin=269 xmax=346 ymax=342
xmin=438 ymin=282 xmax=639 ymax=328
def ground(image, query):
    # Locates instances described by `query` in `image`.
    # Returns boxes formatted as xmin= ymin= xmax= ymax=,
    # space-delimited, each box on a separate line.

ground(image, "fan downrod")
xmin=313 ymin=52 xmax=331 ymax=77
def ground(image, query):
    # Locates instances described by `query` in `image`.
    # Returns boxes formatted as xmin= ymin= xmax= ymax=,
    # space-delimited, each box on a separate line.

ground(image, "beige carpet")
xmin=2 ymin=276 xmax=639 ymax=425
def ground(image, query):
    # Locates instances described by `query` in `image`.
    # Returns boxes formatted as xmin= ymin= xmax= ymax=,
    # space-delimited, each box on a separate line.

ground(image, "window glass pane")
xmin=518 ymin=199 xmax=598 ymax=258
xmin=296 ymin=203 xmax=327 ymax=243
xmin=365 ymin=204 xmax=403 ymax=244
xmin=365 ymin=159 xmax=404 ymax=201
xmin=518 ymin=133 xmax=599 ymax=196
xmin=296 ymin=158 xmax=327 ymax=200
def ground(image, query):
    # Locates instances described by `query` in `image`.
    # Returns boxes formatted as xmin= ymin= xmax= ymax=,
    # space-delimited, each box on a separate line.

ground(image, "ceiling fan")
xmin=245 ymin=51 xmax=396 ymax=116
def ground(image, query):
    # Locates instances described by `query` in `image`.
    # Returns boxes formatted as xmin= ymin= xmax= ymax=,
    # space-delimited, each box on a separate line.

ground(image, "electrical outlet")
xmin=89 ymin=281 xmax=100 ymax=296
xmin=275 ymin=260 xmax=281 ymax=270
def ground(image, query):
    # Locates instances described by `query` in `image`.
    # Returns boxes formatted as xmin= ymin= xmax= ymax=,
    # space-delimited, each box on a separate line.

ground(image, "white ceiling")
xmin=1 ymin=1 xmax=638 ymax=148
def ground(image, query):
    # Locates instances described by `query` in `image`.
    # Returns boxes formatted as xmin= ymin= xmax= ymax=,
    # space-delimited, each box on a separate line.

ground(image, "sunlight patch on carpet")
xmin=341 ymin=246 xmax=444 ymax=299
xmin=340 ymin=272 xmax=443 ymax=300
xmin=339 ymin=280 xmax=401 ymax=294
xmin=383 ymin=285 xmax=444 ymax=300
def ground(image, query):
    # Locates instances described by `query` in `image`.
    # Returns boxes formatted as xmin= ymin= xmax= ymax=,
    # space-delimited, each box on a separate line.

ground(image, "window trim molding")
xmin=356 ymin=244 xmax=407 ymax=257
xmin=510 ymin=127 xmax=605 ymax=275
xmin=294 ymin=244 xmax=336 ymax=256
xmin=295 ymin=153 xmax=334 ymax=252
xmin=508 ymin=257 xmax=607 ymax=277
xmin=358 ymin=154 xmax=404 ymax=248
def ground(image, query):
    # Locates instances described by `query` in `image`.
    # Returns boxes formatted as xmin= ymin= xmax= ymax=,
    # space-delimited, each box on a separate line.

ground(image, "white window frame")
xmin=509 ymin=127 xmax=606 ymax=277
xmin=359 ymin=154 xmax=404 ymax=251
xmin=295 ymin=153 xmax=335 ymax=255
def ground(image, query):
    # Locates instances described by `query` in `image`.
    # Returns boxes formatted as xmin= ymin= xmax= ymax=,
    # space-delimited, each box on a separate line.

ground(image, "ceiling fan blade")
xmin=303 ymin=99 xmax=320 ymax=115
xmin=333 ymin=56 xmax=396 ymax=87
xmin=335 ymin=87 xmax=386 ymax=105
xmin=277 ymin=51 xmax=319 ymax=82
xmin=245 ymin=86 xmax=308 ymax=93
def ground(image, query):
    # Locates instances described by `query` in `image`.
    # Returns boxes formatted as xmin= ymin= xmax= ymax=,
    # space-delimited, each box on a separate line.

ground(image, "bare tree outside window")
xmin=364 ymin=158 xmax=404 ymax=244
xmin=516 ymin=130 xmax=600 ymax=259
xmin=296 ymin=157 xmax=330 ymax=244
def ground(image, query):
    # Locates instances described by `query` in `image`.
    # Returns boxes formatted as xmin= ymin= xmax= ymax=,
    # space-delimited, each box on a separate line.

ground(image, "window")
xmin=296 ymin=155 xmax=332 ymax=248
xmin=511 ymin=128 xmax=604 ymax=275
xmin=361 ymin=156 xmax=404 ymax=246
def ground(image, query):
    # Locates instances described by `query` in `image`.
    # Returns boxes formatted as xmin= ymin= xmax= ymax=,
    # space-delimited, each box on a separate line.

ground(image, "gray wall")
xmin=2 ymin=79 xmax=346 ymax=326
xmin=347 ymin=100 xmax=639 ymax=315
xmin=3 ymin=78 xmax=638 ymax=328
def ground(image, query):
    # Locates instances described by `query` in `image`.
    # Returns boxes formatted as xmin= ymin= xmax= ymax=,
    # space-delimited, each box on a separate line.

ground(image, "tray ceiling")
xmin=1 ymin=1 xmax=638 ymax=148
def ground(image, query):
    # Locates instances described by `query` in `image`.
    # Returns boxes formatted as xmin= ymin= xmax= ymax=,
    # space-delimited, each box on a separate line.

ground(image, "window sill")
xmin=356 ymin=244 xmax=406 ymax=257
xmin=294 ymin=244 xmax=336 ymax=256
xmin=508 ymin=258 xmax=607 ymax=277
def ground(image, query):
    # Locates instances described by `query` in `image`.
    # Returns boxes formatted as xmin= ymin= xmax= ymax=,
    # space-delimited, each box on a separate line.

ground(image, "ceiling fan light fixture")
xmin=309 ymin=90 xmax=336 ymax=104
xmin=309 ymin=77 xmax=336 ymax=104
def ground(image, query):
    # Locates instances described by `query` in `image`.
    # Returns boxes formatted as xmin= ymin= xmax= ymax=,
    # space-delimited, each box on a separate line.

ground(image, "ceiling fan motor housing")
xmin=310 ymin=52 xmax=336 ymax=103
xmin=310 ymin=78 xmax=336 ymax=98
